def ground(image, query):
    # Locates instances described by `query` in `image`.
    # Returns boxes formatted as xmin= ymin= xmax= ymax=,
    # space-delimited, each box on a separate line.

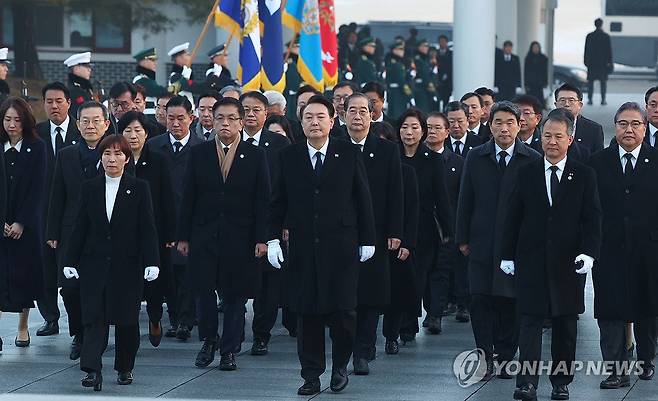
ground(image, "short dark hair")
xmin=644 ymin=86 xmax=658 ymax=104
xmin=344 ymin=92 xmax=373 ymax=112
xmin=554 ymin=83 xmax=583 ymax=101
xmin=503 ymin=40 xmax=513 ymax=47
xmin=543 ymin=108 xmax=574 ymax=136
xmin=361 ymin=81 xmax=385 ymax=101
xmin=42 ymin=81 xmax=71 ymax=100
xmin=197 ymin=92 xmax=221 ymax=106
xmin=489 ymin=100 xmax=521 ymax=124
xmin=264 ymin=115 xmax=292 ymax=138
xmin=239 ymin=90 xmax=269 ymax=107
xmin=460 ymin=92 xmax=483 ymax=107
xmin=595 ymin=18 xmax=603 ymax=28
xmin=212 ymin=96 xmax=246 ymax=119
xmin=397 ymin=107 xmax=428 ymax=142
xmin=475 ymin=87 xmax=495 ymax=101
xmin=77 ymin=100 xmax=110 ymax=120
xmin=302 ymin=94 xmax=335 ymax=118
xmin=614 ymin=101 xmax=647 ymax=125
xmin=117 ymin=111 xmax=151 ymax=137
xmin=445 ymin=100 xmax=469 ymax=117
xmin=512 ymin=94 xmax=543 ymax=115
xmin=427 ymin=111 xmax=450 ymax=128
xmin=98 ymin=134 xmax=131 ymax=160
xmin=133 ymin=83 xmax=147 ymax=98
xmin=371 ymin=121 xmax=397 ymax=142
xmin=0 ymin=97 xmax=37 ymax=142
xmin=438 ymin=34 xmax=449 ymax=41
xmin=297 ymin=85 xmax=321 ymax=100
xmin=166 ymin=95 xmax=193 ymax=114
xmin=333 ymin=80 xmax=358 ymax=94
xmin=109 ymin=82 xmax=137 ymax=100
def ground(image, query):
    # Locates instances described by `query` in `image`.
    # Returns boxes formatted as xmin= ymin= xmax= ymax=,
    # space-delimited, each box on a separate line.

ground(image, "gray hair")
xmin=543 ymin=107 xmax=574 ymax=136
xmin=614 ymin=101 xmax=647 ymax=125
xmin=344 ymin=92 xmax=374 ymax=113
xmin=488 ymin=100 xmax=521 ymax=124
xmin=263 ymin=90 xmax=286 ymax=109
xmin=219 ymin=85 xmax=242 ymax=97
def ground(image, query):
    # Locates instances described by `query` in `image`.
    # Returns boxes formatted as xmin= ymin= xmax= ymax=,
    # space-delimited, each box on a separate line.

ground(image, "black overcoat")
xmin=584 ymin=29 xmax=613 ymax=79
xmin=574 ymin=115 xmax=604 ymax=154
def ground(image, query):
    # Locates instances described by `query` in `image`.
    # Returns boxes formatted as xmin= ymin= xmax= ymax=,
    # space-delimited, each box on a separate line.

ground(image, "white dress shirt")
xmin=243 ymin=129 xmax=262 ymax=146
xmin=105 ymin=175 xmax=121 ymax=222
xmin=4 ymin=139 xmax=22 ymax=152
xmin=169 ymin=132 xmax=190 ymax=149
xmin=523 ymin=135 xmax=533 ymax=145
xmin=495 ymin=142 xmax=515 ymax=165
xmin=350 ymin=136 xmax=367 ymax=151
xmin=307 ymin=139 xmax=329 ymax=168
xmin=619 ymin=143 xmax=641 ymax=171
xmin=450 ymin=132 xmax=469 ymax=153
xmin=544 ymin=157 xmax=567 ymax=206
xmin=373 ymin=113 xmax=384 ymax=123
xmin=470 ymin=123 xmax=481 ymax=137
xmin=50 ymin=116 xmax=70 ymax=155
xmin=649 ymin=123 xmax=658 ymax=147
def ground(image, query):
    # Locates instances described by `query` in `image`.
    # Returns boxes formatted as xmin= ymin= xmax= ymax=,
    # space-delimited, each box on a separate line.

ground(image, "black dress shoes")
xmin=149 ymin=321 xmax=163 ymax=347
xmin=330 ymin=367 xmax=348 ymax=392
xmin=639 ymin=364 xmax=655 ymax=380
xmin=14 ymin=333 xmax=30 ymax=347
xmin=164 ymin=325 xmax=177 ymax=338
xmin=513 ymin=383 xmax=537 ymax=400
xmin=600 ymin=374 xmax=631 ymax=389
xmin=250 ymin=339 xmax=268 ymax=356
xmin=176 ymin=325 xmax=191 ymax=341
xmin=117 ymin=371 xmax=133 ymax=385
xmin=385 ymin=340 xmax=399 ymax=355
xmin=399 ymin=333 xmax=415 ymax=344
xmin=297 ymin=379 xmax=320 ymax=395
xmin=427 ymin=316 xmax=442 ymax=334
xmin=81 ymin=371 xmax=103 ymax=391
xmin=36 ymin=321 xmax=59 ymax=336
xmin=70 ymin=335 xmax=82 ymax=360
xmin=455 ymin=306 xmax=470 ymax=322
xmin=0 ymin=336 xmax=3 ymax=352
xmin=551 ymin=384 xmax=569 ymax=400
xmin=353 ymin=357 xmax=369 ymax=375
xmin=219 ymin=352 xmax=237 ymax=371
xmin=195 ymin=339 xmax=218 ymax=368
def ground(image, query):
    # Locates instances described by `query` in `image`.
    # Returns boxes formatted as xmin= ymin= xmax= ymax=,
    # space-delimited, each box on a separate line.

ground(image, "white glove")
xmin=515 ymin=86 xmax=523 ymax=95
xmin=267 ymin=239 xmax=284 ymax=269
xmin=182 ymin=65 xmax=192 ymax=80
xmin=144 ymin=266 xmax=160 ymax=281
xmin=212 ymin=63 xmax=223 ymax=77
xmin=574 ymin=254 xmax=595 ymax=274
xmin=63 ymin=266 xmax=79 ymax=279
xmin=359 ymin=246 xmax=375 ymax=262
xmin=500 ymin=260 xmax=515 ymax=275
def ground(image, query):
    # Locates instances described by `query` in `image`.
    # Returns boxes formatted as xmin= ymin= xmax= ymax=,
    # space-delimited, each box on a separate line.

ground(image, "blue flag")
xmin=259 ymin=0 xmax=285 ymax=92
xmin=283 ymin=0 xmax=324 ymax=91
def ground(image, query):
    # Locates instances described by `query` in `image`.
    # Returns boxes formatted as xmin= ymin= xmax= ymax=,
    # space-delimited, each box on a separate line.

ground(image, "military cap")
xmin=168 ymin=42 xmax=190 ymax=58
xmin=207 ymin=44 xmax=226 ymax=58
xmin=133 ymin=48 xmax=157 ymax=61
xmin=0 ymin=48 xmax=10 ymax=64
xmin=63 ymin=52 xmax=92 ymax=67
xmin=358 ymin=37 xmax=376 ymax=48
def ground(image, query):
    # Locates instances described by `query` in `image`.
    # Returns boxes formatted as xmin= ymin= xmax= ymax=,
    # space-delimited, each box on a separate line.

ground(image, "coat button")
xmin=106 ymin=256 xmax=111 ymax=261
xmin=106 ymin=235 xmax=111 ymax=240
xmin=314 ymin=213 xmax=319 ymax=219
xmin=314 ymin=189 xmax=320 ymax=194
xmin=625 ymin=189 xmax=630 ymax=194
xmin=314 ymin=238 xmax=320 ymax=243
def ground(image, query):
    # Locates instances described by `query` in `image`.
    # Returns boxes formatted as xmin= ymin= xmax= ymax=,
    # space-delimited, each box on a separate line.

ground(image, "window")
xmin=35 ymin=5 xmax=64 ymax=46
xmin=69 ymin=12 xmax=93 ymax=48
xmin=1 ymin=5 xmax=13 ymax=46
xmin=606 ymin=0 xmax=658 ymax=17
xmin=93 ymin=14 xmax=130 ymax=52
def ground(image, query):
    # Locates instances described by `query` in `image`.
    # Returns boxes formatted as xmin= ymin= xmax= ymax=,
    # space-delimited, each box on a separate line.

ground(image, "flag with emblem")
xmin=283 ymin=0 xmax=324 ymax=91
xmin=319 ymin=0 xmax=337 ymax=89
xmin=258 ymin=0 xmax=285 ymax=92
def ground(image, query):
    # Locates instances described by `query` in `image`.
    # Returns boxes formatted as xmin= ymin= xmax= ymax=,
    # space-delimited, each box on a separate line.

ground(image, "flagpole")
xmin=190 ymin=0 xmax=221 ymax=64
xmin=283 ymin=32 xmax=298 ymax=63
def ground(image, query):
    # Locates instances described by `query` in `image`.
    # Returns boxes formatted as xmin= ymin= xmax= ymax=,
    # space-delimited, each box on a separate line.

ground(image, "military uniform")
xmin=284 ymin=40 xmax=302 ymax=122
xmin=167 ymin=42 xmax=199 ymax=109
xmin=0 ymin=47 xmax=10 ymax=103
xmin=385 ymin=44 xmax=412 ymax=121
xmin=133 ymin=48 xmax=170 ymax=115
xmin=353 ymin=37 xmax=380 ymax=86
xmin=412 ymin=40 xmax=436 ymax=113
xmin=63 ymin=52 xmax=95 ymax=118
xmin=203 ymin=44 xmax=237 ymax=94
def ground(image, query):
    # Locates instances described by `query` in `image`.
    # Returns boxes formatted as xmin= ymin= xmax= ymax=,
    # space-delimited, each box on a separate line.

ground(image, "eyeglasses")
xmin=243 ymin=107 xmax=264 ymax=115
xmin=111 ymin=100 xmax=135 ymax=111
xmin=79 ymin=118 xmax=106 ymax=126
xmin=521 ymin=111 xmax=536 ymax=117
xmin=214 ymin=115 xmax=242 ymax=123
xmin=347 ymin=109 xmax=370 ymax=117
xmin=615 ymin=120 xmax=645 ymax=130
xmin=556 ymin=97 xmax=580 ymax=105
xmin=332 ymin=95 xmax=350 ymax=103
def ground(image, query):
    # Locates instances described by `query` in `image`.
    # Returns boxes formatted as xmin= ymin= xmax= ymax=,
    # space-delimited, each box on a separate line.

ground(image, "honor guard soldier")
xmin=167 ymin=42 xmax=200 ymax=109
xmin=204 ymin=44 xmax=237 ymax=94
xmin=412 ymin=39 xmax=437 ymax=113
xmin=353 ymin=37 xmax=379 ymax=87
xmin=385 ymin=42 xmax=412 ymax=121
xmin=0 ymin=47 xmax=10 ymax=103
xmin=63 ymin=52 xmax=94 ymax=119
xmin=284 ymin=38 xmax=301 ymax=122
xmin=133 ymin=48 xmax=170 ymax=116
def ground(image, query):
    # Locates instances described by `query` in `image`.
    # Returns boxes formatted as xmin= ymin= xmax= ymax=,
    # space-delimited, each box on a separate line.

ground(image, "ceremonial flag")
xmin=259 ymin=0 xmax=285 ymax=92
xmin=319 ymin=0 xmax=337 ymax=89
xmin=216 ymin=0 xmax=261 ymax=90
xmin=283 ymin=0 xmax=324 ymax=91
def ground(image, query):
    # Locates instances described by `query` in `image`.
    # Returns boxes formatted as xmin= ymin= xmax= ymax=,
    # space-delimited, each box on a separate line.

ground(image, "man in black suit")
xmin=362 ymin=81 xmax=395 ymax=124
xmin=584 ymin=18 xmax=613 ymax=105
xmin=444 ymin=101 xmax=483 ymax=158
xmin=461 ymin=92 xmax=492 ymax=141
xmin=267 ymin=95 xmax=376 ymax=395
xmin=494 ymin=41 xmax=521 ymax=101
xmin=554 ymin=83 xmax=604 ymax=153
xmin=330 ymin=81 xmax=356 ymax=140
xmin=456 ymin=101 xmax=541 ymax=380
xmin=148 ymin=96 xmax=203 ymax=340
xmin=107 ymin=82 xmax=139 ymax=134
xmin=344 ymin=93 xmax=403 ymax=375
xmin=35 ymin=82 xmax=82 ymax=337
xmin=45 ymin=101 xmax=108 ymax=360
xmin=238 ymin=91 xmax=291 ymax=357
xmin=177 ymin=97 xmax=270 ymax=371
xmin=475 ymin=87 xmax=496 ymax=129
xmin=643 ymin=86 xmax=658 ymax=147
xmin=590 ymin=102 xmax=658 ymax=388
xmin=501 ymin=108 xmax=602 ymax=400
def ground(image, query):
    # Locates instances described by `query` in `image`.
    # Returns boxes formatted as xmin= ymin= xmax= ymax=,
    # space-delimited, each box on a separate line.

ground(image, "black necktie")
xmin=498 ymin=150 xmax=508 ymax=173
xmin=173 ymin=141 xmax=182 ymax=153
xmin=357 ymin=144 xmax=364 ymax=152
xmin=624 ymin=153 xmax=634 ymax=178
xmin=246 ymin=137 xmax=256 ymax=146
xmin=223 ymin=146 xmax=230 ymax=154
xmin=454 ymin=140 xmax=462 ymax=155
xmin=549 ymin=165 xmax=559 ymax=206
xmin=314 ymin=151 xmax=323 ymax=176
xmin=55 ymin=127 xmax=64 ymax=154
xmin=204 ymin=131 xmax=211 ymax=140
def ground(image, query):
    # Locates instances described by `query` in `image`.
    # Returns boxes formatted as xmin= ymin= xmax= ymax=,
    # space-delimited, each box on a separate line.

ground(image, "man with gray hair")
xmin=219 ymin=85 xmax=242 ymax=100
xmin=590 ymin=102 xmax=658 ymax=388
xmin=501 ymin=107 xmax=602 ymax=400
xmin=263 ymin=90 xmax=287 ymax=116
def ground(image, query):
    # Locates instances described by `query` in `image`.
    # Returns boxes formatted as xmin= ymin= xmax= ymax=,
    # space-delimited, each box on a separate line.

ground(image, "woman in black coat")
xmin=396 ymin=108 xmax=454 ymax=342
xmin=63 ymin=135 xmax=160 ymax=391
xmin=0 ymin=97 xmax=46 ymax=351
xmin=119 ymin=111 xmax=176 ymax=348
xmin=524 ymin=41 xmax=548 ymax=108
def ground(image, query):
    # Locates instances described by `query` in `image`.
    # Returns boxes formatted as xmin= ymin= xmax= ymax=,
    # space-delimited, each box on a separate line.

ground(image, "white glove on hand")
xmin=212 ymin=63 xmax=223 ymax=77
xmin=267 ymin=239 xmax=284 ymax=269
xmin=144 ymin=266 xmax=160 ymax=281
xmin=182 ymin=65 xmax=192 ymax=80
xmin=500 ymin=260 xmax=515 ymax=275
xmin=359 ymin=246 xmax=375 ymax=262
xmin=574 ymin=254 xmax=595 ymax=274
xmin=63 ymin=266 xmax=79 ymax=279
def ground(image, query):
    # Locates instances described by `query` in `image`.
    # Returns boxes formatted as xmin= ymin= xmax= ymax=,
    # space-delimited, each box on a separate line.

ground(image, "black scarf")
xmin=78 ymin=140 xmax=101 ymax=179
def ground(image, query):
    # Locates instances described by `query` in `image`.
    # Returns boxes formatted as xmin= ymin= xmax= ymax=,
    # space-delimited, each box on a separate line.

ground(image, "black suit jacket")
xmin=255 ymin=129 xmax=290 ymax=188
xmin=475 ymin=123 xmax=492 ymax=142
xmin=574 ymin=115 xmax=604 ymax=153
xmin=444 ymin=132 xmax=483 ymax=158
xmin=526 ymin=130 xmax=592 ymax=163
xmin=439 ymin=149 xmax=465 ymax=218
xmin=502 ymin=157 xmax=601 ymax=317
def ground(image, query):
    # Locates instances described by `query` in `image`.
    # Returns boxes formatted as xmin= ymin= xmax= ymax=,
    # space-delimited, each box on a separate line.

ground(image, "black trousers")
xmin=402 ymin=241 xmax=437 ymax=335
xmin=297 ymin=310 xmax=356 ymax=381
xmin=60 ymin=286 xmax=82 ymax=337
xmin=470 ymin=294 xmax=519 ymax=362
xmin=599 ymin=318 xmax=657 ymax=375
xmin=80 ymin=322 xmax=140 ymax=373
xmin=170 ymin=263 xmax=195 ymax=328
xmin=587 ymin=76 xmax=607 ymax=102
xmin=36 ymin=244 xmax=60 ymax=323
xmin=382 ymin=309 xmax=403 ymax=341
xmin=252 ymin=268 xmax=282 ymax=344
xmin=517 ymin=314 xmax=577 ymax=388
xmin=198 ymin=292 xmax=246 ymax=355
xmin=353 ymin=305 xmax=380 ymax=359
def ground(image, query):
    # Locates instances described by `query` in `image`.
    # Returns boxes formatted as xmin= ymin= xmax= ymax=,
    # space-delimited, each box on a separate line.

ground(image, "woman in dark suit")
xmin=119 ymin=111 xmax=176 ymax=348
xmin=396 ymin=108 xmax=453 ymax=342
xmin=63 ymin=135 xmax=160 ymax=390
xmin=524 ymin=41 xmax=548 ymax=108
xmin=0 ymin=97 xmax=46 ymax=351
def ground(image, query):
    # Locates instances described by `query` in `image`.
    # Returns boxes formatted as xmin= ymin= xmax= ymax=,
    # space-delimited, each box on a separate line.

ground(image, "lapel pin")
xmin=645 ymin=158 xmax=650 ymax=163
xmin=577 ymin=138 xmax=582 ymax=142
xmin=72 ymin=140 xmax=77 ymax=144
xmin=335 ymin=153 xmax=339 ymax=158
xmin=265 ymin=142 xmax=269 ymax=147
xmin=142 ymin=161 xmax=147 ymax=166
xmin=424 ymin=152 xmax=429 ymax=156
xmin=567 ymin=175 xmax=573 ymax=180
xmin=26 ymin=147 xmax=31 ymax=153
xmin=369 ymin=153 xmax=374 ymax=158
xmin=451 ymin=167 xmax=456 ymax=172
xmin=239 ymin=154 xmax=244 ymax=158
xmin=469 ymin=146 xmax=473 ymax=150
xmin=126 ymin=189 xmax=131 ymax=194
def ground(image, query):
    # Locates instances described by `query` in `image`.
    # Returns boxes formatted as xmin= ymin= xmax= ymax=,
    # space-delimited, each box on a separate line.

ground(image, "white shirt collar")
xmin=544 ymin=156 xmax=567 ymax=173
xmin=495 ymin=141 xmax=515 ymax=157
xmin=169 ymin=132 xmax=190 ymax=147
xmin=450 ymin=131 xmax=467 ymax=145
xmin=350 ymin=135 xmax=367 ymax=147
xmin=523 ymin=135 xmax=533 ymax=145
xmin=4 ymin=139 xmax=22 ymax=152
xmin=373 ymin=114 xmax=384 ymax=123
xmin=649 ymin=123 xmax=658 ymax=136
xmin=50 ymin=115 xmax=70 ymax=136
xmin=242 ymin=129 xmax=262 ymax=145
xmin=470 ymin=123 xmax=481 ymax=135
xmin=308 ymin=138 xmax=329 ymax=161
xmin=619 ymin=143 xmax=641 ymax=161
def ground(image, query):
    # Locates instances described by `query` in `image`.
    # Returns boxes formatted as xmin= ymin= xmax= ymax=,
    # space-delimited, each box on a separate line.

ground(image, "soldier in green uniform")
xmin=0 ymin=48 xmax=10 ymax=103
xmin=353 ymin=37 xmax=380 ymax=87
xmin=385 ymin=42 xmax=413 ymax=121
xmin=63 ymin=51 xmax=95 ymax=119
xmin=167 ymin=42 xmax=205 ymax=110
xmin=284 ymin=38 xmax=302 ymax=122
xmin=412 ymin=39 xmax=436 ymax=113
xmin=204 ymin=44 xmax=237 ymax=94
xmin=133 ymin=48 xmax=171 ymax=116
